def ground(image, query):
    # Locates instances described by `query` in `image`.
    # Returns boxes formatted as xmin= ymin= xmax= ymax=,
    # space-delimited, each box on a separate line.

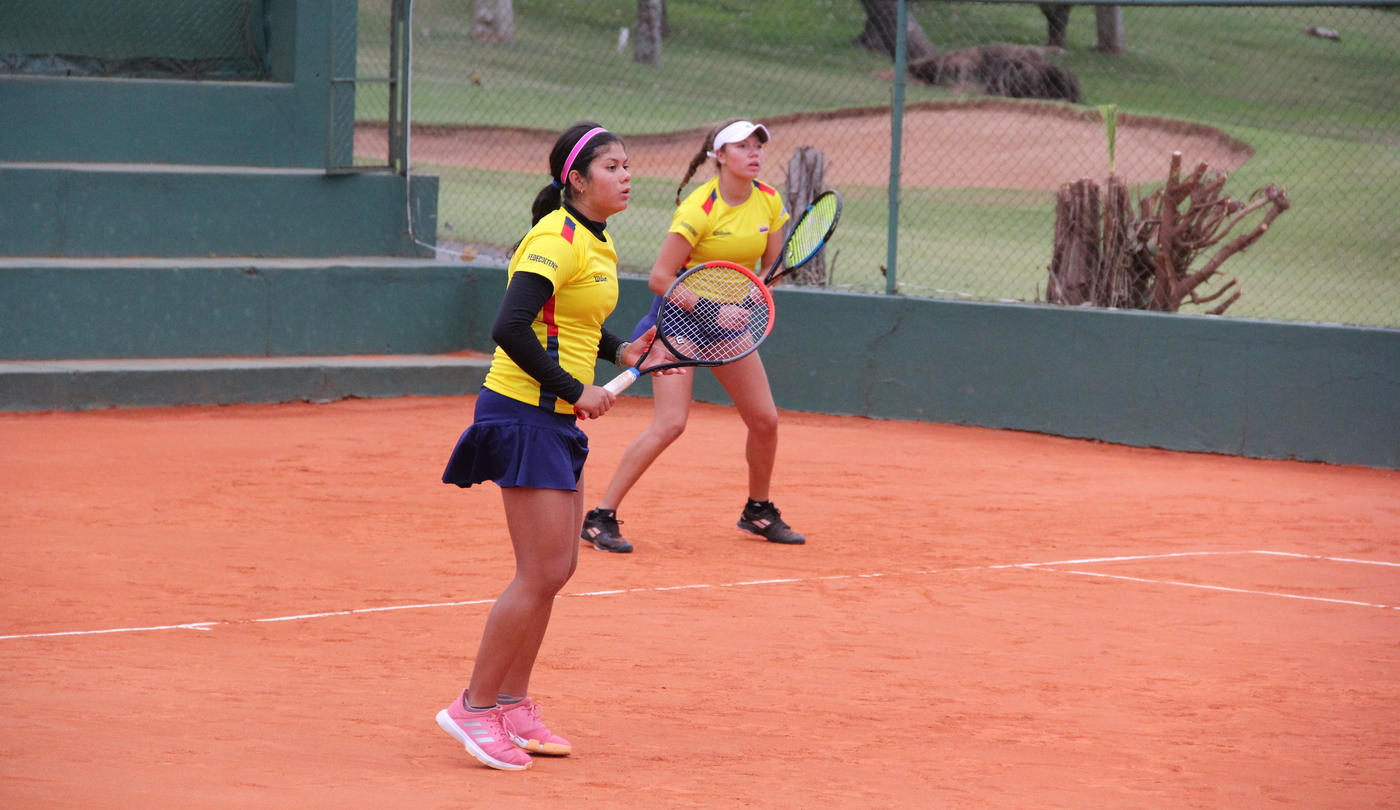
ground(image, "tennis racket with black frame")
xmin=602 ymin=260 xmax=776 ymax=395
xmin=765 ymin=189 xmax=842 ymax=285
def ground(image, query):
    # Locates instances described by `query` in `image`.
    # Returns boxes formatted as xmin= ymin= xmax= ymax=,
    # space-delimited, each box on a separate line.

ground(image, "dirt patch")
xmin=364 ymin=100 xmax=1253 ymax=191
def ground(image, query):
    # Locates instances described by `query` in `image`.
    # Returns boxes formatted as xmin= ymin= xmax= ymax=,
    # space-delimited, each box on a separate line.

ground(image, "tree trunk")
xmin=1095 ymin=6 xmax=1126 ymax=54
xmin=470 ymin=0 xmax=514 ymax=43
xmin=634 ymin=0 xmax=662 ymax=67
xmin=1039 ymin=4 xmax=1072 ymax=49
xmin=783 ymin=147 xmax=830 ymax=286
xmin=855 ymin=0 xmax=936 ymax=62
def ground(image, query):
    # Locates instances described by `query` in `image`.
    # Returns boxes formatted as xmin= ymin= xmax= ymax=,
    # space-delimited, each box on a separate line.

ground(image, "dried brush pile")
xmin=908 ymin=45 xmax=1082 ymax=103
xmin=1047 ymin=153 xmax=1291 ymax=314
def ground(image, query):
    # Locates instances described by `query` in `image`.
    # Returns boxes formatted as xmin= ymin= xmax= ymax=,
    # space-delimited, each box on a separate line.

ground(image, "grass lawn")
xmin=362 ymin=0 xmax=1400 ymax=327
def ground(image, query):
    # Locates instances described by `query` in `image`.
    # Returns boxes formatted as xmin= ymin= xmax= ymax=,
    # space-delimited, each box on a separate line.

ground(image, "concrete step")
xmin=0 ymin=354 xmax=490 ymax=411
xmin=0 ymin=162 xmax=436 ymax=258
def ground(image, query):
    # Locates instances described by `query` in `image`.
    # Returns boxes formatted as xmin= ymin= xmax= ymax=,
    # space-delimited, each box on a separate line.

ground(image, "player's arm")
xmin=647 ymin=232 xmax=694 ymax=296
xmin=759 ymin=229 xmax=784 ymax=285
xmin=597 ymin=327 xmax=626 ymax=366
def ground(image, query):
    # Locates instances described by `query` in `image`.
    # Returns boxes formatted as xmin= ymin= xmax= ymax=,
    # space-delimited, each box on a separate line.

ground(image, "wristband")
xmin=615 ymin=341 xmax=630 ymax=367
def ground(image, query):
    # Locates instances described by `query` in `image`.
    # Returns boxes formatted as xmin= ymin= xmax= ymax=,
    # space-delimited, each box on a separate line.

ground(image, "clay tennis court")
xmin=2 ymin=394 xmax=1397 ymax=808
xmin=360 ymin=101 xmax=1253 ymax=191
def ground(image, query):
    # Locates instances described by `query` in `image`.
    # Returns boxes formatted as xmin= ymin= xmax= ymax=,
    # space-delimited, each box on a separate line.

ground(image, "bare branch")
xmin=1205 ymin=290 xmax=1243 ymax=316
xmin=1189 ymin=277 xmax=1238 ymax=305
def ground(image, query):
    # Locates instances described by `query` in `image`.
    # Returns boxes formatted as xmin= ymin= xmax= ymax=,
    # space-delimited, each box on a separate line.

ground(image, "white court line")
xmin=996 ymin=550 xmax=1400 ymax=569
xmin=1044 ymin=569 xmax=1397 ymax=610
xmin=0 ymin=598 xmax=496 ymax=641
xmin=1249 ymin=550 xmax=1400 ymax=567
xmin=991 ymin=550 xmax=1249 ymax=569
xmin=2 ymin=551 xmax=1394 ymax=641
xmin=248 ymin=598 xmax=496 ymax=623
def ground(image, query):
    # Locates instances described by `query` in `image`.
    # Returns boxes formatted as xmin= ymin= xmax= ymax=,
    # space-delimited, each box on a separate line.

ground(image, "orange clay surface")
xmin=2 ymin=395 xmax=1398 ymax=809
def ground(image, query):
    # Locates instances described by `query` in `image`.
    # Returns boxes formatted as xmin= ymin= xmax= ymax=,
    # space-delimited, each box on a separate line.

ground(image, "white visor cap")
xmin=708 ymin=120 xmax=770 ymax=157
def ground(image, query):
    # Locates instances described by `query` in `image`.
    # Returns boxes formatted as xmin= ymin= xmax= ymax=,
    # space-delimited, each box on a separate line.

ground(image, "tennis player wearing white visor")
xmin=582 ymin=118 xmax=807 ymax=552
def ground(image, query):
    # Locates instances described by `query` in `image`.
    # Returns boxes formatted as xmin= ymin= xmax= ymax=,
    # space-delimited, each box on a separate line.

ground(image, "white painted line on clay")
xmin=4 ymin=551 xmax=1394 ymax=641
xmin=1046 ymin=568 xmax=1397 ymax=610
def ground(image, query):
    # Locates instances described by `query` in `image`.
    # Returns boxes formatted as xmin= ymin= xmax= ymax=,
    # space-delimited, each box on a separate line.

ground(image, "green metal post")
xmin=885 ymin=0 xmax=908 ymax=295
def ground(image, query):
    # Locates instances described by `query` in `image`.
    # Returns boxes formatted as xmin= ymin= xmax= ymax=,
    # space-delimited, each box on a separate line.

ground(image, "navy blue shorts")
xmin=632 ymin=293 xmax=750 ymax=345
xmin=441 ymin=387 xmax=589 ymax=491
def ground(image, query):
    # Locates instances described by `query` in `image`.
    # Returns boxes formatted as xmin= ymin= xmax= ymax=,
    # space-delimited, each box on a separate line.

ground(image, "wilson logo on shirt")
xmin=527 ymin=253 xmax=559 ymax=270
xmin=593 ymin=274 xmax=609 ymax=283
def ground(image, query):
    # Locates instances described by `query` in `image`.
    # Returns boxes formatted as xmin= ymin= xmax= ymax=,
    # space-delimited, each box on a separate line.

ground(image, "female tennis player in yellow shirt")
xmin=582 ymin=119 xmax=806 ymax=552
xmin=435 ymin=122 xmax=677 ymax=770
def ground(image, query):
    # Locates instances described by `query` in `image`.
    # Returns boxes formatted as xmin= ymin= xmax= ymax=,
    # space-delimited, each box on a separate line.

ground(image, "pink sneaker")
xmin=435 ymin=690 xmax=533 ymax=770
xmin=500 ymin=698 xmax=572 ymax=756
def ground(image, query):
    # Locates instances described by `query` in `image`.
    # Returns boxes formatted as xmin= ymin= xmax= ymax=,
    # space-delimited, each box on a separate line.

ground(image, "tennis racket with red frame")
xmin=603 ymin=260 xmax=776 ymax=394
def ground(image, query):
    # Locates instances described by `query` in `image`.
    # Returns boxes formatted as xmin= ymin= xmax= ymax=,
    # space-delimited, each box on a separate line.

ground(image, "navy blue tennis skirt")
xmin=441 ymin=387 xmax=589 ymax=491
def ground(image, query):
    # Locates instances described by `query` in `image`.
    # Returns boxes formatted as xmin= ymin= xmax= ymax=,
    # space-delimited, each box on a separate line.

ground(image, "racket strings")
xmin=783 ymin=193 xmax=839 ymax=268
xmin=659 ymin=268 xmax=770 ymax=363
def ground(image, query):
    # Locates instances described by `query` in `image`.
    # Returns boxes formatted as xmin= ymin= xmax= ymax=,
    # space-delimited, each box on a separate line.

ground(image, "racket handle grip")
xmin=603 ymin=367 xmax=641 ymax=395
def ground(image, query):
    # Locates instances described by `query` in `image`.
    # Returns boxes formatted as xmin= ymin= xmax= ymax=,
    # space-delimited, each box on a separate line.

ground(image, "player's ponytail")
xmin=530 ymin=121 xmax=624 ymax=226
xmin=529 ymin=183 xmax=564 ymax=228
xmin=675 ymin=118 xmax=744 ymax=205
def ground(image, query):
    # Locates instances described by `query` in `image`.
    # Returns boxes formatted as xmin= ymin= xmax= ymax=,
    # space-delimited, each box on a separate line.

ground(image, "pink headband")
xmin=559 ymin=127 xmax=609 ymax=186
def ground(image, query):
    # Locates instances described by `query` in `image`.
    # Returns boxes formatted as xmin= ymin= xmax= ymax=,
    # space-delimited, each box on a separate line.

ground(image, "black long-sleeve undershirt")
xmin=491 ymin=271 xmax=626 ymax=405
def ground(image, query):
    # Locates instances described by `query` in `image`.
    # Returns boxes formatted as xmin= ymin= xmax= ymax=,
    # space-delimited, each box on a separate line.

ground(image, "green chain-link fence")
xmin=364 ymin=0 xmax=1399 ymax=327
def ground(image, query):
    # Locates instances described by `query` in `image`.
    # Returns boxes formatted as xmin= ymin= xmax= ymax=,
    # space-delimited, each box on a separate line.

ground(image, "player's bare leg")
xmin=713 ymin=351 xmax=803 ymax=544
xmin=712 ymin=351 xmax=779 ymax=502
xmin=595 ymin=371 xmax=695 ymax=511
xmin=469 ymin=483 xmax=581 ymax=702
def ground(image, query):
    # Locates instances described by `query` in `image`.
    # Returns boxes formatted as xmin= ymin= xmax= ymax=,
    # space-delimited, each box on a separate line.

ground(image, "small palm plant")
xmin=1099 ymin=103 xmax=1119 ymax=175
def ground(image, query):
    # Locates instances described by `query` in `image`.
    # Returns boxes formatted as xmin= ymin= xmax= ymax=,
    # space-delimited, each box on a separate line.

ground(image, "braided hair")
xmin=674 ymin=118 xmax=746 ymax=205
xmin=530 ymin=121 xmax=625 ymax=226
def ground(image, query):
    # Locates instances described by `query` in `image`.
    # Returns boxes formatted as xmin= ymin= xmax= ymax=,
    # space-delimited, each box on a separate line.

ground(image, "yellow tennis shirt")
xmin=485 ymin=208 xmax=620 ymax=414
xmin=670 ymin=177 xmax=789 ymax=273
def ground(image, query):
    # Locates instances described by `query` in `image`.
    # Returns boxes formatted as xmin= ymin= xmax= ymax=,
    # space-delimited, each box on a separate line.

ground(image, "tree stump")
xmin=470 ymin=0 xmax=515 ymax=43
xmin=784 ymin=146 xmax=829 ymax=286
xmin=1047 ymin=155 xmax=1291 ymax=315
xmin=1047 ymin=178 xmax=1101 ymax=305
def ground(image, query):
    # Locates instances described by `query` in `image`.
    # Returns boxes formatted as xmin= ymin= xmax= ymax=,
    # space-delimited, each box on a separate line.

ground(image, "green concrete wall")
xmin=3 ymin=264 xmax=1394 ymax=469
xmin=562 ymin=275 xmax=1399 ymax=470
xmin=753 ymin=286 xmax=1399 ymax=470
xmin=0 ymin=0 xmax=347 ymax=167
xmin=0 ymin=168 xmax=436 ymax=257
xmin=0 ymin=260 xmax=488 ymax=360
xmin=2 ymin=356 xmax=490 ymax=411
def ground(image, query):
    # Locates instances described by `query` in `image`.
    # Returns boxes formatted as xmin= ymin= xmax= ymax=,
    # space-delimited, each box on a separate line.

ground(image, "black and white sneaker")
xmin=737 ymin=501 xmax=806 ymax=545
xmin=581 ymin=508 xmax=633 ymax=553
